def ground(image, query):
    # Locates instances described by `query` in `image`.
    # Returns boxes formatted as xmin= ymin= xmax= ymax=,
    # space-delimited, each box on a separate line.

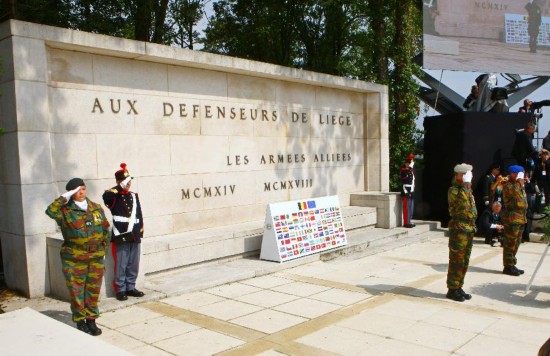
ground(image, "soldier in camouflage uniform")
xmin=501 ymin=165 xmax=528 ymax=276
xmin=45 ymin=178 xmax=111 ymax=336
xmin=446 ymin=163 xmax=477 ymax=302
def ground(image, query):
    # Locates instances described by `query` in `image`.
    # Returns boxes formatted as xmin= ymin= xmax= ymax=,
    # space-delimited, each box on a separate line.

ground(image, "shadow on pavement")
xmin=356 ymin=284 xmax=447 ymax=300
xmin=470 ymin=283 xmax=550 ymax=308
xmin=41 ymin=310 xmax=73 ymax=326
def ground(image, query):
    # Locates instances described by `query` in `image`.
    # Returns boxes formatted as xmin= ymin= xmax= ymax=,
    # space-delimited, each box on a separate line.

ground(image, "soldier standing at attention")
xmin=400 ymin=154 xmax=416 ymax=228
xmin=103 ymin=163 xmax=145 ymax=301
xmin=501 ymin=165 xmax=528 ymax=276
xmin=45 ymin=178 xmax=111 ymax=335
xmin=446 ymin=163 xmax=477 ymax=302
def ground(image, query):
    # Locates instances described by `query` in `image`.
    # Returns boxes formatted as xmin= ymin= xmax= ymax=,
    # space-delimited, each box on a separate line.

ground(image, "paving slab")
xmin=0 ymin=307 xmax=131 ymax=355
xmin=3 ymin=223 xmax=550 ymax=356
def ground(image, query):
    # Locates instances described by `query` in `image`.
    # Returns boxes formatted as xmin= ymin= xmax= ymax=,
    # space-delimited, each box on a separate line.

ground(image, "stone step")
xmin=140 ymin=205 xmax=377 ymax=275
xmin=45 ymin=205 xmax=377 ymax=302
xmin=141 ymin=219 xmax=440 ymax=301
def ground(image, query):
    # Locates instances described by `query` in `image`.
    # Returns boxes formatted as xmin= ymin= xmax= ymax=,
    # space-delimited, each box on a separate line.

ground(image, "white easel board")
xmin=260 ymin=195 xmax=348 ymax=262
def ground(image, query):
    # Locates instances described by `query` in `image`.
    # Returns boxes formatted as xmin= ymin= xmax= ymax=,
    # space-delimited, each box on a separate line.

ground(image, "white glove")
xmin=484 ymin=201 xmax=489 ymax=206
xmin=61 ymin=186 xmax=81 ymax=201
xmin=120 ymin=176 xmax=132 ymax=189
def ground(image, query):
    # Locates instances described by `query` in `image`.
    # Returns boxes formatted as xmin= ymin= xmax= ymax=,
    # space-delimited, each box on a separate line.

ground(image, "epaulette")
xmin=109 ymin=188 xmax=118 ymax=193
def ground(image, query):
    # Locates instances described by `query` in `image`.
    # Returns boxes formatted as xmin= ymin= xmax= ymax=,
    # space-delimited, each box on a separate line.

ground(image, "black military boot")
xmin=126 ymin=289 xmax=145 ymax=297
xmin=76 ymin=320 xmax=92 ymax=335
xmin=458 ymin=288 xmax=472 ymax=300
xmin=86 ymin=319 xmax=102 ymax=336
xmin=446 ymin=289 xmax=465 ymax=302
xmin=513 ymin=266 xmax=525 ymax=275
xmin=503 ymin=266 xmax=521 ymax=276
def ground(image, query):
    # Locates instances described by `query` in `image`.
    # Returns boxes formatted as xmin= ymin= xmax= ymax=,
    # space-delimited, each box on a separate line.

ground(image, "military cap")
xmin=405 ymin=153 xmax=414 ymax=162
xmin=65 ymin=177 xmax=85 ymax=191
xmin=454 ymin=163 xmax=473 ymax=174
xmin=508 ymin=165 xmax=524 ymax=174
xmin=115 ymin=163 xmax=131 ymax=180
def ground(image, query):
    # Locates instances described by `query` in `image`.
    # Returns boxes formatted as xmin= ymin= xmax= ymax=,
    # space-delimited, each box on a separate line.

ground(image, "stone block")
xmin=0 ymin=232 xmax=29 ymax=295
xmin=201 ymin=171 xmax=256 ymax=209
xmin=134 ymin=94 xmax=201 ymax=135
xmin=0 ymin=37 xmax=14 ymax=84
xmin=46 ymin=235 xmax=69 ymax=300
xmin=171 ymin=135 xmax=230 ymax=175
xmin=167 ymin=65 xmax=228 ymax=99
xmin=277 ymin=82 xmax=316 ymax=108
xmin=12 ymin=36 xmax=47 ymax=82
xmin=92 ymin=55 xmax=168 ymax=93
xmin=48 ymin=48 xmax=94 ymax=85
xmin=52 ymin=133 xmax=97 ymax=181
xmin=18 ymin=132 xmax=53 ymax=184
xmin=49 ymin=88 xmax=136 ymax=134
xmin=200 ymin=102 xmax=254 ymax=137
xmin=0 ymin=81 xmax=17 ymax=133
xmin=15 ymin=81 xmax=50 ymax=132
xmin=315 ymin=87 xmax=356 ymax=112
xmin=0 ymin=133 xmax=21 ymax=185
xmin=311 ymin=109 xmax=361 ymax=140
xmin=231 ymin=203 xmax=266 ymax=224
xmin=141 ymin=214 xmax=174 ymax=237
xmin=228 ymin=73 xmax=277 ymax=102
xmin=138 ymin=175 xmax=204 ymax=219
xmin=1 ymin=232 xmax=47 ymax=298
xmin=23 ymin=183 xmax=60 ymax=236
xmin=9 ymin=20 xmax=146 ymax=57
xmin=96 ymin=134 xmax=171 ymax=179
xmin=350 ymin=192 xmax=401 ymax=228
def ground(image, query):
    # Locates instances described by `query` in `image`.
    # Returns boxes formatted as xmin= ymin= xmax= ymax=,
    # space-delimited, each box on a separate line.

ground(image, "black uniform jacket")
xmin=102 ymin=185 xmax=144 ymax=243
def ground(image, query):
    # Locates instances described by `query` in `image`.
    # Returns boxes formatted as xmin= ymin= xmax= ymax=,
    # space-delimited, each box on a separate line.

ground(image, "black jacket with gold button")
xmin=102 ymin=184 xmax=144 ymax=243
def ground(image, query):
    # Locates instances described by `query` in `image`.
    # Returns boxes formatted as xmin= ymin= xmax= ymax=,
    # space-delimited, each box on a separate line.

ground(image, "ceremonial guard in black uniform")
xmin=400 ymin=154 xmax=416 ymax=228
xmin=103 ymin=163 xmax=145 ymax=301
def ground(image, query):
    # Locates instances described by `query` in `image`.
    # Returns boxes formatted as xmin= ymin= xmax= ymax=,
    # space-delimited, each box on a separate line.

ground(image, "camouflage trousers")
xmin=61 ymin=254 xmax=105 ymax=322
xmin=447 ymin=228 xmax=474 ymax=289
xmin=503 ymin=224 xmax=524 ymax=267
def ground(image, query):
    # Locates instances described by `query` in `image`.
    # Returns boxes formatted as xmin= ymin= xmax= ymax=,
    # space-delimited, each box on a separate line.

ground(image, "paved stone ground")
xmin=3 ymin=228 xmax=550 ymax=355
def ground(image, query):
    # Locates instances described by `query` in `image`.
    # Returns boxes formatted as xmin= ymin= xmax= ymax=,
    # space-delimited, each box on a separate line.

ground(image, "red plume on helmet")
xmin=115 ymin=162 xmax=130 ymax=180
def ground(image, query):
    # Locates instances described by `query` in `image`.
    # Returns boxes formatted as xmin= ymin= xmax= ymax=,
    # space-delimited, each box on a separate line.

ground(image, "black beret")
xmin=65 ymin=178 xmax=85 ymax=191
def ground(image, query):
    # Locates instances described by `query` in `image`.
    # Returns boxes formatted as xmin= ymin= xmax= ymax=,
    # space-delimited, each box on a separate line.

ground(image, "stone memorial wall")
xmin=0 ymin=20 xmax=388 ymax=297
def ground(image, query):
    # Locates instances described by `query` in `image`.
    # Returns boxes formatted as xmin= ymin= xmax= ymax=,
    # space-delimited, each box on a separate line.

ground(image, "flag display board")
xmin=505 ymin=14 xmax=550 ymax=47
xmin=260 ymin=195 xmax=348 ymax=262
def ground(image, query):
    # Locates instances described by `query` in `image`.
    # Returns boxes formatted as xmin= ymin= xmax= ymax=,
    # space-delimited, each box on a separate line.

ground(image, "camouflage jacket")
xmin=45 ymin=197 xmax=111 ymax=260
xmin=448 ymin=181 xmax=477 ymax=232
xmin=502 ymin=179 xmax=527 ymax=225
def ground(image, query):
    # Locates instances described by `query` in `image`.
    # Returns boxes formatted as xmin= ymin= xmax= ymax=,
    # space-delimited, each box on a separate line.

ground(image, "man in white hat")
xmin=446 ymin=163 xmax=477 ymax=302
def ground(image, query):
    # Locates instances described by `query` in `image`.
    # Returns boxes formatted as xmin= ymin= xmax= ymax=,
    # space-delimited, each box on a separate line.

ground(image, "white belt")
xmin=113 ymin=216 xmax=140 ymax=223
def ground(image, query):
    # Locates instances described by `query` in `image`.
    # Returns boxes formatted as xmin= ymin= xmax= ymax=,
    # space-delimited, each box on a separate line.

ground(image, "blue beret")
xmin=508 ymin=165 xmax=524 ymax=174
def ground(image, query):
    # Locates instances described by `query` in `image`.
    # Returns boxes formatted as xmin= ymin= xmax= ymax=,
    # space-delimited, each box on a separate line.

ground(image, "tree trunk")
xmin=152 ymin=0 xmax=169 ymax=43
xmin=135 ymin=0 xmax=153 ymax=41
